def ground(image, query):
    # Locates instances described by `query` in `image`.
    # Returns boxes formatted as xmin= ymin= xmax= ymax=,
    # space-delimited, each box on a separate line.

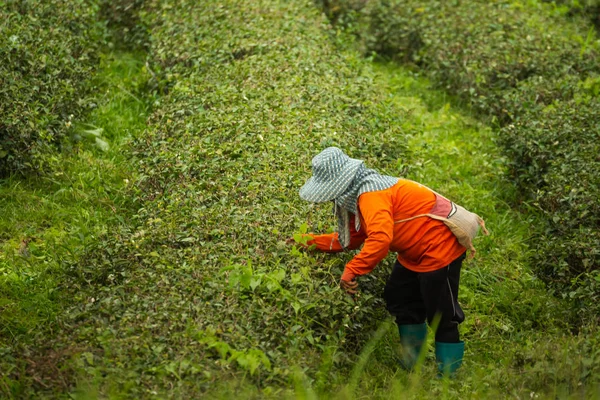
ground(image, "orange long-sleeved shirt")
xmin=306 ymin=179 xmax=466 ymax=281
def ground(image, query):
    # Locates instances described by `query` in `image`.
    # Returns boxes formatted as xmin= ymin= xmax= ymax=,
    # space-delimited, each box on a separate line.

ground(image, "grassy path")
xmin=333 ymin=62 xmax=598 ymax=399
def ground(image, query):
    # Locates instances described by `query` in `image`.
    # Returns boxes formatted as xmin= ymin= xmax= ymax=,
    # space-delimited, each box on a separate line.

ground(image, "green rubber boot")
xmin=435 ymin=341 xmax=464 ymax=377
xmin=398 ymin=323 xmax=428 ymax=370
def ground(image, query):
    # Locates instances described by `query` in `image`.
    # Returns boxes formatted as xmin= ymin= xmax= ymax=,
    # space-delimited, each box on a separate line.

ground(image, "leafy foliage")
xmin=99 ymin=0 xmax=149 ymax=50
xmin=0 ymin=0 xmax=107 ymax=176
xmin=502 ymin=96 xmax=600 ymax=319
xmin=544 ymin=0 xmax=600 ymax=30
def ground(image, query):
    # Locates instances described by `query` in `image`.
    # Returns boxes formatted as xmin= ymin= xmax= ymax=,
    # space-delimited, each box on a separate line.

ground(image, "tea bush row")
xmin=99 ymin=0 xmax=148 ymax=50
xmin=545 ymin=0 xmax=600 ymax=29
xmin=319 ymin=0 xmax=600 ymax=321
xmin=0 ymin=0 xmax=108 ymax=176
xmin=502 ymin=95 xmax=600 ymax=319
xmin=60 ymin=0 xmax=413 ymax=394
xmin=0 ymin=0 xmax=148 ymax=178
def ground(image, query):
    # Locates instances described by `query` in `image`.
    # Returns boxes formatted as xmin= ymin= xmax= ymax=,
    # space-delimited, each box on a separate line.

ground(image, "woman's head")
xmin=299 ymin=147 xmax=363 ymax=203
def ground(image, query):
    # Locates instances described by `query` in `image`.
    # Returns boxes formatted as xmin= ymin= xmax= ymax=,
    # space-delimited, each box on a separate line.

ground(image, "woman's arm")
xmin=299 ymin=215 xmax=366 ymax=253
xmin=341 ymin=193 xmax=394 ymax=281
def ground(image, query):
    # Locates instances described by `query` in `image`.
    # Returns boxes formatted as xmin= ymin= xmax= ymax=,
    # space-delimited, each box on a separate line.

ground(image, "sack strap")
xmin=394 ymin=214 xmax=443 ymax=224
xmin=394 ymin=213 xmax=489 ymax=258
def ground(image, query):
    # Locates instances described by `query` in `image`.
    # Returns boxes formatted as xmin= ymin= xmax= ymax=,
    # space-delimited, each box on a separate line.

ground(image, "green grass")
xmin=0 ymin=50 xmax=151 ymax=396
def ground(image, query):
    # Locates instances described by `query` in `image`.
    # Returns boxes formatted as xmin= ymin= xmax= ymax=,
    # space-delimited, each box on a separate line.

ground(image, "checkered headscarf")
xmin=300 ymin=147 xmax=398 ymax=248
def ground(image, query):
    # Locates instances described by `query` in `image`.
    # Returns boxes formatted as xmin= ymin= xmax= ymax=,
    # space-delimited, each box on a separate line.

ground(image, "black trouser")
xmin=383 ymin=252 xmax=466 ymax=343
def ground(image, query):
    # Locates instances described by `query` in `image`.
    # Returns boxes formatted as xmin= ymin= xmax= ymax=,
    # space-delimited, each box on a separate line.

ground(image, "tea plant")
xmin=0 ymin=0 xmax=106 ymax=176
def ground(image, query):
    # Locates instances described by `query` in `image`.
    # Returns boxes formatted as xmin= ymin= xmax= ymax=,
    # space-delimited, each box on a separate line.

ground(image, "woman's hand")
xmin=286 ymin=237 xmax=309 ymax=247
xmin=340 ymin=278 xmax=358 ymax=295
xmin=286 ymin=236 xmax=315 ymax=252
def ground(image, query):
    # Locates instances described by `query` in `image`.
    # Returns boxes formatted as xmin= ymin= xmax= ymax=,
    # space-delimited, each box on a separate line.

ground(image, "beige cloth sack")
xmin=394 ymin=191 xmax=489 ymax=257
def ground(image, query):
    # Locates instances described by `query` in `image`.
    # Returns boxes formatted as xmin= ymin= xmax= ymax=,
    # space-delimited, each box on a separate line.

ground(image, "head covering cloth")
xmin=299 ymin=147 xmax=399 ymax=248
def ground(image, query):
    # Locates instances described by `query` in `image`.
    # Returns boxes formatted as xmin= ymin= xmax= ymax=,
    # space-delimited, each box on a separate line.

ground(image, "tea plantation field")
xmin=1 ymin=0 xmax=599 ymax=398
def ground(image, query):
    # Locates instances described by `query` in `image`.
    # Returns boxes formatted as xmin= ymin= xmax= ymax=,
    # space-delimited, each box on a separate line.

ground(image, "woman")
xmin=294 ymin=147 xmax=484 ymax=376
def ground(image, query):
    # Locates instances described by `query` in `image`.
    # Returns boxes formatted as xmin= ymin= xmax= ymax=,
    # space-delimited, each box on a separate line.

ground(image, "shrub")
xmin=502 ymin=96 xmax=600 ymax=320
xmin=99 ymin=0 xmax=149 ymax=50
xmin=0 ymin=0 xmax=107 ymax=176
xmin=544 ymin=0 xmax=600 ymax=30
